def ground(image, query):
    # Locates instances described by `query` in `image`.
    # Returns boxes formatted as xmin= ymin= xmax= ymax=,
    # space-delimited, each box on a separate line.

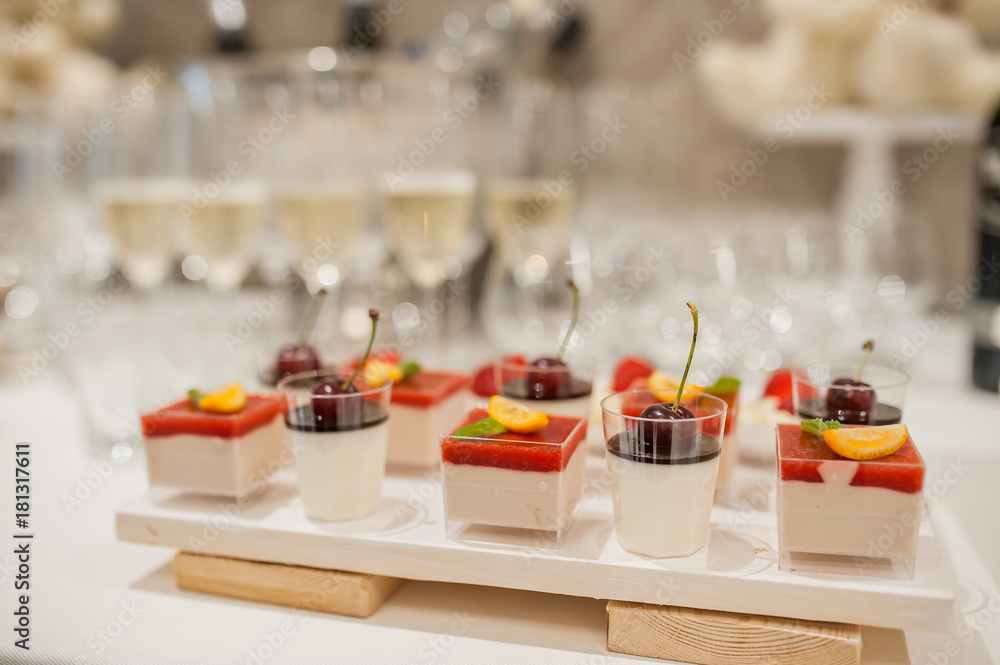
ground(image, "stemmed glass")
xmin=377 ymin=67 xmax=481 ymax=352
xmin=89 ymin=79 xmax=189 ymax=290
xmin=481 ymin=78 xmax=578 ymax=351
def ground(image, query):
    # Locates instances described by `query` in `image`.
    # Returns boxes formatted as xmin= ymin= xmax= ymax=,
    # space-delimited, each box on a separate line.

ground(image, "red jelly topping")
xmin=776 ymin=424 xmax=924 ymax=494
xmin=441 ymin=408 xmax=584 ymax=472
xmin=142 ymin=394 xmax=284 ymax=439
xmin=391 ymin=370 xmax=470 ymax=407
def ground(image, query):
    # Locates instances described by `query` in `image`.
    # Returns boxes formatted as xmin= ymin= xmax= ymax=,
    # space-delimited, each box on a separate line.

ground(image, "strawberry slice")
xmin=471 ymin=365 xmax=496 ymax=397
xmin=763 ymin=369 xmax=793 ymax=400
xmin=612 ymin=356 xmax=656 ymax=392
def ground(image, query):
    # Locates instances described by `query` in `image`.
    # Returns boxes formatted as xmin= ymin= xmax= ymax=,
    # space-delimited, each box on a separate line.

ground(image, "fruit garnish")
xmin=526 ymin=357 xmax=570 ymax=399
xmin=638 ymin=302 xmax=700 ymax=456
xmin=707 ymin=376 xmax=741 ymax=394
xmin=612 ymin=356 xmax=656 ymax=392
xmin=488 ymin=395 xmax=548 ymax=433
xmin=801 ymin=418 xmax=845 ymax=436
xmin=365 ymin=358 xmax=403 ymax=386
xmin=472 ymin=364 xmax=497 ymax=396
xmin=453 ymin=417 xmax=507 ymax=438
xmin=311 ymin=308 xmax=379 ymax=425
xmin=822 ymin=424 xmax=909 ymax=461
xmin=276 ymin=288 xmax=327 ymax=379
xmin=399 ymin=360 xmax=420 ymax=379
xmin=826 ymin=340 xmax=877 ymax=424
xmin=196 ymin=383 xmax=247 ymax=414
xmin=763 ymin=369 xmax=792 ymax=399
xmin=647 ymin=369 xmax=704 ymax=402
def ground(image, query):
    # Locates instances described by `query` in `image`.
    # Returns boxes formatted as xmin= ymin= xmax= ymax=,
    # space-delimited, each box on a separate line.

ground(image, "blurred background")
xmin=1 ymin=0 xmax=1000 ymax=463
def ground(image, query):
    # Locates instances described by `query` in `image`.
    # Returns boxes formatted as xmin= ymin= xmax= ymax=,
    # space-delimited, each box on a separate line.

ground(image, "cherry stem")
xmin=854 ymin=339 xmax=874 ymax=383
xmin=343 ymin=308 xmax=379 ymax=391
xmin=558 ymin=280 xmax=580 ymax=361
xmin=673 ymin=302 xmax=698 ymax=413
xmin=297 ymin=289 xmax=328 ymax=347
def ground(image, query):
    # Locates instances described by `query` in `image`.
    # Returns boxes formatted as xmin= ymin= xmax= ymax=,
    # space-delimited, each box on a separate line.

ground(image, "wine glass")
xmin=89 ymin=79 xmax=189 ymax=290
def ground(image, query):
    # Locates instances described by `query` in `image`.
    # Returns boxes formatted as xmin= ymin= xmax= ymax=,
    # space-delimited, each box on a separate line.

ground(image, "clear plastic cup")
xmin=277 ymin=367 xmax=391 ymax=521
xmin=494 ymin=355 xmax=595 ymax=420
xmin=792 ymin=363 xmax=908 ymax=426
xmin=601 ymin=390 xmax=727 ymax=557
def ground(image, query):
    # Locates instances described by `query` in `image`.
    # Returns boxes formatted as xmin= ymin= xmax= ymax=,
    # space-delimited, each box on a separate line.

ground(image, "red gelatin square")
xmin=776 ymin=423 xmax=924 ymax=494
xmin=141 ymin=394 xmax=284 ymax=440
xmin=391 ymin=370 xmax=470 ymax=408
xmin=441 ymin=408 xmax=585 ymax=472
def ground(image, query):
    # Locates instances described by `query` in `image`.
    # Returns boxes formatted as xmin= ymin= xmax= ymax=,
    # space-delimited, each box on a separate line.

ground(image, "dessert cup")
xmin=141 ymin=393 xmax=288 ymax=497
xmin=601 ymin=390 xmax=726 ymax=557
xmin=386 ymin=369 xmax=470 ymax=467
xmin=494 ymin=355 xmax=595 ymax=423
xmin=277 ymin=367 xmax=391 ymax=521
xmin=440 ymin=408 xmax=586 ymax=545
xmin=776 ymin=423 xmax=924 ymax=576
xmin=792 ymin=363 xmax=908 ymax=425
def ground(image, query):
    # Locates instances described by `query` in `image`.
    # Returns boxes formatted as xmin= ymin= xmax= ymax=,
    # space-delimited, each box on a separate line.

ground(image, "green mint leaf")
xmin=801 ymin=418 xmax=844 ymax=435
xmin=399 ymin=360 xmax=421 ymax=379
xmin=707 ymin=376 xmax=741 ymax=394
xmin=454 ymin=417 xmax=507 ymax=438
xmin=188 ymin=389 xmax=203 ymax=407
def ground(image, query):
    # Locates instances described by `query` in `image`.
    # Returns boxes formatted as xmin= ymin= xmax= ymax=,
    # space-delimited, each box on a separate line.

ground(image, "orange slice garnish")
xmin=198 ymin=382 xmax=247 ymax=414
xmin=822 ymin=424 xmax=909 ymax=461
xmin=487 ymin=396 xmax=548 ymax=434
xmin=647 ymin=369 xmax=704 ymax=402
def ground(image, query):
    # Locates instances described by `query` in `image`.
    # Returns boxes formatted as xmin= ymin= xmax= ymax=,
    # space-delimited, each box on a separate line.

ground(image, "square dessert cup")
xmin=494 ymin=355 xmax=595 ymax=430
xmin=277 ymin=367 xmax=392 ymax=522
xmin=141 ymin=393 xmax=289 ymax=497
xmin=792 ymin=363 xmax=908 ymax=425
xmin=601 ymin=390 xmax=726 ymax=558
xmin=386 ymin=370 xmax=470 ymax=467
xmin=440 ymin=407 xmax=587 ymax=547
xmin=625 ymin=376 xmax=740 ymax=498
xmin=776 ymin=423 xmax=925 ymax=577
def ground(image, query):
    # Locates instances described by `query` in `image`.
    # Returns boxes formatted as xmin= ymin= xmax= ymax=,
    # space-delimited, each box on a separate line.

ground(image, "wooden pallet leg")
xmin=173 ymin=552 xmax=404 ymax=618
xmin=606 ymin=600 xmax=862 ymax=665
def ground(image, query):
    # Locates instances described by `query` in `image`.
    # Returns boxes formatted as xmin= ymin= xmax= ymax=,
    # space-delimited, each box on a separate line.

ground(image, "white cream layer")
xmin=442 ymin=444 xmax=586 ymax=532
xmin=289 ymin=421 xmax=389 ymax=521
xmin=387 ymin=390 xmax=469 ymax=467
xmin=778 ymin=471 xmax=922 ymax=558
xmin=145 ymin=415 xmax=289 ymax=496
xmin=606 ymin=451 xmax=719 ymax=558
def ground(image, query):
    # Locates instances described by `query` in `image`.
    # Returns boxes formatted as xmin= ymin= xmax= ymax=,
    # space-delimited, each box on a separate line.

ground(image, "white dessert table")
xmin=1 ymin=323 xmax=999 ymax=664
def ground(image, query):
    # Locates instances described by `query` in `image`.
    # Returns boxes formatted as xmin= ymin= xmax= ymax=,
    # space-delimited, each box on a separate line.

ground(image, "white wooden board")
xmin=116 ymin=458 xmax=954 ymax=632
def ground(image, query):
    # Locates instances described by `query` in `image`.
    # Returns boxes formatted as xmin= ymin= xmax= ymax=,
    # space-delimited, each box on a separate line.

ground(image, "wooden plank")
xmin=115 ymin=462 xmax=954 ymax=632
xmin=606 ymin=600 xmax=862 ymax=665
xmin=173 ymin=552 xmax=403 ymax=618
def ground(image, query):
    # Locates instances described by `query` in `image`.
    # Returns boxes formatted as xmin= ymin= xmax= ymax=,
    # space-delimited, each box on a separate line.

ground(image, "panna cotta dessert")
xmin=793 ymin=341 xmax=909 ymax=426
xmin=602 ymin=303 xmax=727 ymax=557
xmin=441 ymin=397 xmax=586 ymax=539
xmin=277 ymin=309 xmax=393 ymax=522
xmin=777 ymin=420 xmax=924 ymax=561
xmin=141 ymin=383 xmax=289 ymax=496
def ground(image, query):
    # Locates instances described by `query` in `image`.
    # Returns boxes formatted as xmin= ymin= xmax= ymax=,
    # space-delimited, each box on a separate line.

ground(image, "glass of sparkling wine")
xmin=90 ymin=82 xmax=189 ymax=289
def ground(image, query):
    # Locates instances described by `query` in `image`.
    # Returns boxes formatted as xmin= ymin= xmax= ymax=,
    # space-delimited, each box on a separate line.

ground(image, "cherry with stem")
xmin=527 ymin=280 xmax=580 ymax=399
xmin=276 ymin=289 xmax=328 ymax=379
xmin=826 ymin=339 xmax=877 ymax=424
xmin=311 ymin=308 xmax=380 ymax=426
xmin=639 ymin=302 xmax=699 ymax=455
